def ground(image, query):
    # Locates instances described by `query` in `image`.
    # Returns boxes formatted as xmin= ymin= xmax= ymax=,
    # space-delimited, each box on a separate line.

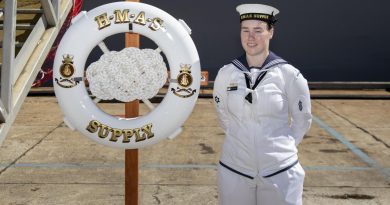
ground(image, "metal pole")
xmin=1 ymin=0 xmax=17 ymax=122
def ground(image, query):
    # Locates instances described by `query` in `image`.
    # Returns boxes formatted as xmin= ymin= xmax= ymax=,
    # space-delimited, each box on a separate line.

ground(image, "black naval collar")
xmin=231 ymin=51 xmax=287 ymax=72
xmin=231 ymin=51 xmax=287 ymax=103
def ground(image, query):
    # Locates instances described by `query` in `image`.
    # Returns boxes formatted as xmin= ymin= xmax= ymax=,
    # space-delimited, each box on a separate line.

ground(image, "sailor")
xmin=213 ymin=3 xmax=312 ymax=205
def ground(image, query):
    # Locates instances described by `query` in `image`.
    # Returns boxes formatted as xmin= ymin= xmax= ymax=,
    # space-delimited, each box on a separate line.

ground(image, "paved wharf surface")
xmin=0 ymin=96 xmax=389 ymax=204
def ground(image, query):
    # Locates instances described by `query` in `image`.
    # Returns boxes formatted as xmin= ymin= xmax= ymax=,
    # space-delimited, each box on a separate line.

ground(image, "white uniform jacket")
xmin=213 ymin=52 xmax=312 ymax=178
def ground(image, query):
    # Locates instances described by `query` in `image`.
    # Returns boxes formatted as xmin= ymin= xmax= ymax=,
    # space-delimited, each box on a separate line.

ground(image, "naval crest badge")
xmin=177 ymin=64 xmax=193 ymax=88
xmin=55 ymin=54 xmax=82 ymax=88
xmin=60 ymin=54 xmax=75 ymax=78
xmin=171 ymin=64 xmax=196 ymax=98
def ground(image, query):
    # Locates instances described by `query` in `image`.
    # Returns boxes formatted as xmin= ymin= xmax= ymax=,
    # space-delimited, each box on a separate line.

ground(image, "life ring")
xmin=53 ymin=2 xmax=200 ymax=149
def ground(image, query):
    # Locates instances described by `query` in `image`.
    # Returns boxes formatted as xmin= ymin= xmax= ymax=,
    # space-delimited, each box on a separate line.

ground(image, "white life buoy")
xmin=53 ymin=2 xmax=200 ymax=149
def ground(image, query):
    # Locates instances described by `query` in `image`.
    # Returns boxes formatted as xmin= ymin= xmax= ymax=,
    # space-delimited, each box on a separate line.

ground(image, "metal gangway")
xmin=0 ymin=0 xmax=73 ymax=144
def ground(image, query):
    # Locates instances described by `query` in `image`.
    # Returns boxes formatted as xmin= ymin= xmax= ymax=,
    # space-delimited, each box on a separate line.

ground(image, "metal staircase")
xmin=0 ymin=0 xmax=73 ymax=144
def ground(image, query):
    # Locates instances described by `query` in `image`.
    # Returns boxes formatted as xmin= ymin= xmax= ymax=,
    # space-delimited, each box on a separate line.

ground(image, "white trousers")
xmin=218 ymin=163 xmax=305 ymax=205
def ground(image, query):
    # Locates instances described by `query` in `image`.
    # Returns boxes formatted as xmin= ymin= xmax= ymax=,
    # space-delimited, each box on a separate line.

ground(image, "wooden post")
xmin=125 ymin=1 xmax=140 ymax=204
xmin=125 ymin=101 xmax=139 ymax=205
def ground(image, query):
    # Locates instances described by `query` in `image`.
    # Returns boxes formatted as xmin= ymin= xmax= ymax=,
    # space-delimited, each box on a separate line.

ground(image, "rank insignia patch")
xmin=298 ymin=100 xmax=303 ymax=111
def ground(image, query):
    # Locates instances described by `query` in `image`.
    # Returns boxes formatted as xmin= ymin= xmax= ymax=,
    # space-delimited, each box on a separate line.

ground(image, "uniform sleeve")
xmin=213 ymin=67 xmax=229 ymax=132
xmin=285 ymin=66 xmax=312 ymax=146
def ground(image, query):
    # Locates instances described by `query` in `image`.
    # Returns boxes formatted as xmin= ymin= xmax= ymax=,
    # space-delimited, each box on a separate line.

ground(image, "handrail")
xmin=0 ymin=0 xmax=73 ymax=144
xmin=41 ymin=0 xmax=58 ymax=26
xmin=1 ymin=0 xmax=16 ymax=122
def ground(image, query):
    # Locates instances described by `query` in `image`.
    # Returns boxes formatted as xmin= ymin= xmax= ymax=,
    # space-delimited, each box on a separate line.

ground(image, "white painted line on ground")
xmin=313 ymin=115 xmax=390 ymax=180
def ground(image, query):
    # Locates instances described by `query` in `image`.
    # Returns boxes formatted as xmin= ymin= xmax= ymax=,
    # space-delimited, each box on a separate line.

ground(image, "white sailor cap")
xmin=236 ymin=4 xmax=279 ymax=24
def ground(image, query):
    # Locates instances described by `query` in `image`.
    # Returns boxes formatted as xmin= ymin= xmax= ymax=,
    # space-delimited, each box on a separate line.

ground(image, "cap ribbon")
xmin=240 ymin=12 xmax=277 ymax=24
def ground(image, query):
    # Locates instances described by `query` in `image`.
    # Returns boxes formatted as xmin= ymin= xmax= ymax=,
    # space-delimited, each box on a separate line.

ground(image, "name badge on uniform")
xmin=227 ymin=83 xmax=238 ymax=91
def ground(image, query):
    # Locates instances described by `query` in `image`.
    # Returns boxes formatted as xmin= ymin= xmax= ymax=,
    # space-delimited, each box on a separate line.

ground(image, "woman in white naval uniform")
xmin=213 ymin=4 xmax=312 ymax=205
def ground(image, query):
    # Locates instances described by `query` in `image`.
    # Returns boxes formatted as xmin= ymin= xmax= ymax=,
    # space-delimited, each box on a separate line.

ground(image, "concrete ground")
xmin=0 ymin=96 xmax=389 ymax=204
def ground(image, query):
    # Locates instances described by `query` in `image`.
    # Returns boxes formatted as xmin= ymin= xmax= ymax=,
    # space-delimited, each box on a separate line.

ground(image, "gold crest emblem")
xmin=171 ymin=64 xmax=197 ymax=98
xmin=56 ymin=54 xmax=82 ymax=89
xmin=60 ymin=54 xmax=75 ymax=78
xmin=177 ymin=64 xmax=193 ymax=88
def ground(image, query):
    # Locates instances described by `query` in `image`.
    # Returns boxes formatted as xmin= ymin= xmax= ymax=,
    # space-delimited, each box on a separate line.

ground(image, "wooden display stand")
xmin=125 ymin=101 xmax=139 ymax=205
xmin=125 ymin=1 xmax=140 ymax=205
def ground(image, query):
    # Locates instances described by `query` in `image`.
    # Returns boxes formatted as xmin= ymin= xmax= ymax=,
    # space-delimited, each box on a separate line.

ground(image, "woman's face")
xmin=240 ymin=20 xmax=273 ymax=57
